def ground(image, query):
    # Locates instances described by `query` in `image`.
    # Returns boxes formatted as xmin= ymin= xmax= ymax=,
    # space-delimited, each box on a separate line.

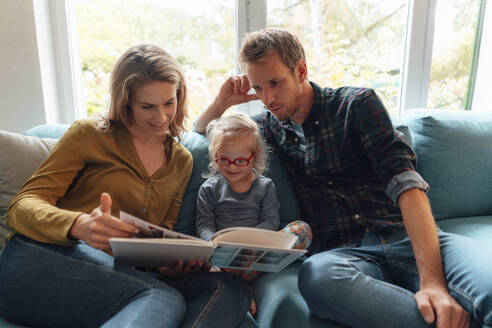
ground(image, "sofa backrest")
xmin=0 ymin=131 xmax=59 ymax=216
xmin=0 ymin=127 xmax=62 ymax=248
xmin=405 ymin=109 xmax=492 ymax=220
xmin=6 ymin=109 xmax=486 ymax=238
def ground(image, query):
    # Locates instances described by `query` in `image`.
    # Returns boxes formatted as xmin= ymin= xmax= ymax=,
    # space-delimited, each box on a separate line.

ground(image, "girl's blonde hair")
xmin=97 ymin=43 xmax=187 ymax=138
xmin=204 ymin=112 xmax=267 ymax=178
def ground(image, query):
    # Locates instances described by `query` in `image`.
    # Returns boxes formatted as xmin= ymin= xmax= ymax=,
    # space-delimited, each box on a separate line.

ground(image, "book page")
xmin=212 ymin=227 xmax=297 ymax=249
xmin=210 ymin=242 xmax=306 ymax=272
xmin=119 ymin=210 xmax=202 ymax=241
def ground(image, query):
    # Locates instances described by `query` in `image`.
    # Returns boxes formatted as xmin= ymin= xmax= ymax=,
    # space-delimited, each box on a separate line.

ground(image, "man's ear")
xmin=296 ymin=59 xmax=308 ymax=82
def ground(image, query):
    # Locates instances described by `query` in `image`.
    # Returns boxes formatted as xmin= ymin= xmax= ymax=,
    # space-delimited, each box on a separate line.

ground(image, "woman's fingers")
xmin=98 ymin=214 xmax=139 ymax=235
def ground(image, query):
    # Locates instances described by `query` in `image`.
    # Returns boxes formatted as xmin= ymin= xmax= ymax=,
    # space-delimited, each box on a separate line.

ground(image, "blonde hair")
xmin=204 ymin=112 xmax=267 ymax=178
xmin=239 ymin=28 xmax=306 ymax=72
xmin=97 ymin=43 xmax=187 ymax=138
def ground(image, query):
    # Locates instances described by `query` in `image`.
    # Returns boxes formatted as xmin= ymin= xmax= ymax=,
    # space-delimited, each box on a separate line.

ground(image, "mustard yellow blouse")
xmin=6 ymin=119 xmax=193 ymax=245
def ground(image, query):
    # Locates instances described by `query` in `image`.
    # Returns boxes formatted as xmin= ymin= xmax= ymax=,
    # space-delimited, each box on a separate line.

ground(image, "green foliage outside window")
xmin=75 ymin=0 xmax=480 ymax=124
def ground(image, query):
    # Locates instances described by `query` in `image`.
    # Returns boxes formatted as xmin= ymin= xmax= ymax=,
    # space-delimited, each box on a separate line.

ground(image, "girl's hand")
xmin=158 ymin=260 xmax=211 ymax=277
xmin=68 ymin=192 xmax=139 ymax=249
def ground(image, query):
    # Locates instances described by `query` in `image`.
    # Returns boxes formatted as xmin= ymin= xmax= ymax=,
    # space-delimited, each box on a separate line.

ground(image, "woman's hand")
xmin=68 ymin=192 xmax=139 ymax=249
xmin=158 ymin=260 xmax=211 ymax=277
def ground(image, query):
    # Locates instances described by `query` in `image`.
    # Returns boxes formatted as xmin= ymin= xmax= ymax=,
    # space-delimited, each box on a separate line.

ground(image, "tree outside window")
xmin=75 ymin=0 xmax=234 ymax=128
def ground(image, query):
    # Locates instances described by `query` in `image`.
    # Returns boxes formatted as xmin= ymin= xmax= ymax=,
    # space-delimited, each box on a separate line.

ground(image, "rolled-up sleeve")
xmin=386 ymin=170 xmax=429 ymax=203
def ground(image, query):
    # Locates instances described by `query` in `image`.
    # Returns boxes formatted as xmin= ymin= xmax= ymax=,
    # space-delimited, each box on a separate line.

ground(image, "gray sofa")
xmin=1 ymin=109 xmax=492 ymax=327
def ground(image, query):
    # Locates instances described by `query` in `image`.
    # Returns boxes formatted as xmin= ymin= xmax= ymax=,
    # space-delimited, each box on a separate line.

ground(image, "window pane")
xmin=428 ymin=0 xmax=481 ymax=110
xmin=267 ymin=0 xmax=407 ymax=116
xmin=74 ymin=0 xmax=234 ymax=127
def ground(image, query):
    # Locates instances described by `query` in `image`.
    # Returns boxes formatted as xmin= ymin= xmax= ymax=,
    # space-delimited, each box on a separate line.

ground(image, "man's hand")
xmin=68 ymin=192 xmax=139 ymax=249
xmin=194 ymin=75 xmax=259 ymax=133
xmin=415 ymin=285 xmax=470 ymax=328
xmin=216 ymin=75 xmax=259 ymax=110
xmin=157 ymin=260 xmax=211 ymax=277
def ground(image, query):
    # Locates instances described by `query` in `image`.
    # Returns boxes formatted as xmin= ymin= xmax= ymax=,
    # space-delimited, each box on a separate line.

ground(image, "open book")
xmin=109 ymin=211 xmax=306 ymax=272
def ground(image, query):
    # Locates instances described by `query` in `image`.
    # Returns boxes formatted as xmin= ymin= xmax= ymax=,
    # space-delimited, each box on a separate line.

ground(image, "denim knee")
xmin=476 ymin=285 xmax=492 ymax=327
xmin=146 ymin=287 xmax=186 ymax=318
xmin=101 ymin=287 xmax=186 ymax=328
xmin=298 ymin=253 xmax=355 ymax=317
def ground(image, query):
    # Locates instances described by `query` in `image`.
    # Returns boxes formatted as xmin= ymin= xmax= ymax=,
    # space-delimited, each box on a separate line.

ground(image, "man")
xmin=195 ymin=28 xmax=491 ymax=327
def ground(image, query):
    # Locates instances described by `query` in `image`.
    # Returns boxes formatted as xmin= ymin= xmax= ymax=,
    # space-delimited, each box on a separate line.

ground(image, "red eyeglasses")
xmin=215 ymin=153 xmax=254 ymax=167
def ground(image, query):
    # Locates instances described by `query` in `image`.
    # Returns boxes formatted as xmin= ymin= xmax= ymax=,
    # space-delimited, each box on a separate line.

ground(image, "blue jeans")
xmin=0 ymin=235 xmax=251 ymax=328
xmin=298 ymin=228 xmax=492 ymax=328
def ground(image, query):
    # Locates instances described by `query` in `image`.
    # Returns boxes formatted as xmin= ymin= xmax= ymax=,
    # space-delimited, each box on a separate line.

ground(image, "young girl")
xmin=196 ymin=112 xmax=312 ymax=315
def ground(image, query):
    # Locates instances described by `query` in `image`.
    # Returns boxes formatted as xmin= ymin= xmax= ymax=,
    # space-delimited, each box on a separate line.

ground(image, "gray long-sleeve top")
xmin=195 ymin=174 xmax=280 ymax=241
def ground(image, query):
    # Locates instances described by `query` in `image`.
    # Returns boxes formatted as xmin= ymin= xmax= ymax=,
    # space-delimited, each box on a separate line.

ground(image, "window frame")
xmin=34 ymin=0 xmax=86 ymax=122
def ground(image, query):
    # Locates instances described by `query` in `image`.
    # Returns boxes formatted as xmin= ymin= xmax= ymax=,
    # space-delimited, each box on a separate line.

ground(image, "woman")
xmin=0 ymin=44 xmax=250 ymax=328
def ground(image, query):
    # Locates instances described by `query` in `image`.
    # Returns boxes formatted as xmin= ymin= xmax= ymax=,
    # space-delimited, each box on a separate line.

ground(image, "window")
xmin=65 ymin=0 xmax=488 ymax=125
xmin=74 ymin=0 xmax=234 ymax=127
xmin=428 ymin=0 xmax=483 ymax=110
xmin=268 ymin=0 xmax=408 ymax=116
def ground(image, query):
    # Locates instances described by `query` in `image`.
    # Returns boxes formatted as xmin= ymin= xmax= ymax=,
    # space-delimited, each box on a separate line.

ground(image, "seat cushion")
xmin=252 ymin=261 xmax=347 ymax=328
xmin=404 ymin=109 xmax=492 ymax=220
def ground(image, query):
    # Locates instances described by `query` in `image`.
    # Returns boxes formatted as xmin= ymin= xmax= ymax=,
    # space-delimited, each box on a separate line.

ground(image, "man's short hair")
xmin=239 ymin=28 xmax=306 ymax=72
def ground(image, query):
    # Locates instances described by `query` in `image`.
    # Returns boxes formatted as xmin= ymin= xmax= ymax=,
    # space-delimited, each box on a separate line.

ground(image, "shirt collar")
xmin=263 ymin=81 xmax=328 ymax=130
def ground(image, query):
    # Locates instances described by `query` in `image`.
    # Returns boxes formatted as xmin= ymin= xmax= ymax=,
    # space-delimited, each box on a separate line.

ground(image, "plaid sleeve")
xmin=350 ymin=89 xmax=421 ymax=194
xmin=386 ymin=170 xmax=429 ymax=203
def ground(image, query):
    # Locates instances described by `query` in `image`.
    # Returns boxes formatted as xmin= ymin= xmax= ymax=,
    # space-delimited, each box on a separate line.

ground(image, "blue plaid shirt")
xmin=254 ymin=82 xmax=429 ymax=252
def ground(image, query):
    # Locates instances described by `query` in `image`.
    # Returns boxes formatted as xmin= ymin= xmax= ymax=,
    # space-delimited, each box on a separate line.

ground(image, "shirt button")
xmin=142 ymin=208 xmax=147 ymax=212
xmin=328 ymin=181 xmax=333 ymax=185
xmin=294 ymin=138 xmax=299 ymax=142
xmin=315 ymin=121 xmax=319 ymax=125
xmin=354 ymin=214 xmax=360 ymax=220
xmin=145 ymin=192 xmax=150 ymax=196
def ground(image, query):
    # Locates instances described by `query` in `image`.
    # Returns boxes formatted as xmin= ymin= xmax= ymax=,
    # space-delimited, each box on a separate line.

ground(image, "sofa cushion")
xmin=175 ymin=131 xmax=301 ymax=235
xmin=391 ymin=116 xmax=412 ymax=147
xmin=0 ymin=131 xmax=58 ymax=215
xmin=0 ymin=130 xmax=59 ymax=248
xmin=24 ymin=124 xmax=71 ymax=138
xmin=174 ymin=132 xmax=210 ymax=234
xmin=253 ymin=261 xmax=347 ymax=328
xmin=405 ymin=109 xmax=492 ymax=220
xmin=438 ymin=215 xmax=492 ymax=249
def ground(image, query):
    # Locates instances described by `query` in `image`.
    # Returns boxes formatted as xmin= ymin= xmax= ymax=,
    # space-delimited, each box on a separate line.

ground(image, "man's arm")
xmin=398 ymin=188 xmax=469 ymax=328
xmin=195 ymin=75 xmax=258 ymax=133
